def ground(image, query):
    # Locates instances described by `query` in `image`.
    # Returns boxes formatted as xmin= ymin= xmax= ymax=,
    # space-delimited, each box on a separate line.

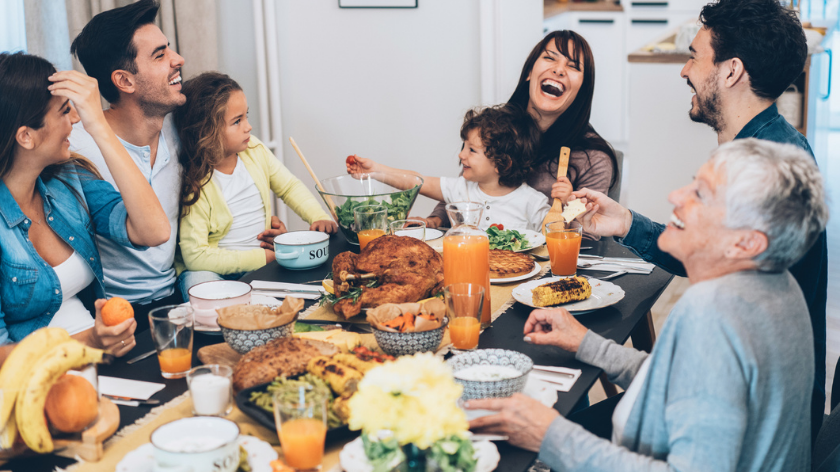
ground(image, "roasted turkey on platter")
xmin=331 ymin=235 xmax=444 ymax=318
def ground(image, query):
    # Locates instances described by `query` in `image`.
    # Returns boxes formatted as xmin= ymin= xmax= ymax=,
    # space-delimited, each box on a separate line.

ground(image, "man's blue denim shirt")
xmin=0 ymin=166 xmax=144 ymax=344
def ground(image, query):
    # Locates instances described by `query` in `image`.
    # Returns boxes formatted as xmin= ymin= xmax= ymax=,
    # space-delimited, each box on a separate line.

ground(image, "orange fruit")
xmin=44 ymin=374 xmax=99 ymax=433
xmin=101 ymin=297 xmax=134 ymax=326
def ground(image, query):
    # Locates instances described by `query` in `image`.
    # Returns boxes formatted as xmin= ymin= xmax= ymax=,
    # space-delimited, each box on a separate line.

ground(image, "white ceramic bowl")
xmin=188 ymin=280 xmax=252 ymax=329
xmin=151 ymin=417 xmax=240 ymax=472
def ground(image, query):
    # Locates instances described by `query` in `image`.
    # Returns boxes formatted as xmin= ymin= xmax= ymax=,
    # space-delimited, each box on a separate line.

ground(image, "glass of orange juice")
xmin=149 ymin=305 xmax=194 ymax=379
xmin=545 ymin=220 xmax=583 ymax=277
xmin=354 ymin=204 xmax=388 ymax=251
xmin=273 ymin=384 xmax=329 ymax=471
xmin=444 ymin=283 xmax=485 ymax=351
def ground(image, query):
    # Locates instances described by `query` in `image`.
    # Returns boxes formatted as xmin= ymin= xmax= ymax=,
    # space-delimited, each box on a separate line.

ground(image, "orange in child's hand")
xmin=101 ymin=297 xmax=134 ymax=326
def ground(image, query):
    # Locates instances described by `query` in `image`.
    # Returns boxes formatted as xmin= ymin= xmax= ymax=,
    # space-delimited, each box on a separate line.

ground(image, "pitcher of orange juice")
xmin=442 ymin=202 xmax=491 ymax=328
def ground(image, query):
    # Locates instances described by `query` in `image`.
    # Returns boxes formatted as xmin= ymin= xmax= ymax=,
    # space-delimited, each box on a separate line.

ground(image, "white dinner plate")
xmin=425 ymin=228 xmax=444 ymax=241
xmin=490 ymin=261 xmax=542 ymax=285
xmin=425 ymin=228 xmax=546 ymax=253
xmin=116 ymin=435 xmax=277 ymax=472
xmin=340 ymin=437 xmax=500 ymax=472
xmin=512 ymin=276 xmax=625 ymax=314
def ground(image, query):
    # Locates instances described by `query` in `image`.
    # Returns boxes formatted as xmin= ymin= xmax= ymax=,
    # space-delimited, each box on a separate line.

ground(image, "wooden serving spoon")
xmin=289 ymin=136 xmax=337 ymax=221
xmin=541 ymin=146 xmax=571 ymax=235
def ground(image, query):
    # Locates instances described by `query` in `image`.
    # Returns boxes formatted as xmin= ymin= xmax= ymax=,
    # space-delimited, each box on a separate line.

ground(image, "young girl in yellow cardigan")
xmin=174 ymin=72 xmax=336 ymax=301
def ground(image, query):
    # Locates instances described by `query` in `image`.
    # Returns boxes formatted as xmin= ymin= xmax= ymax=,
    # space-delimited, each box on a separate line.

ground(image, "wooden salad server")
xmin=289 ymin=137 xmax=337 ymax=221
xmin=541 ymin=146 xmax=571 ymax=235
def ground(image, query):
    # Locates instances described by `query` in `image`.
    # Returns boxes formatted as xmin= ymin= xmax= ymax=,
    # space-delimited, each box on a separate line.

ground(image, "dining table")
xmin=1 ymin=230 xmax=672 ymax=472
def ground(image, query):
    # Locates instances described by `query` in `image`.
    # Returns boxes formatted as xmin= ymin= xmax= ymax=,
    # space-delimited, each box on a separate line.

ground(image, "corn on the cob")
xmin=307 ymin=356 xmax=362 ymax=396
xmin=532 ymin=276 xmax=592 ymax=307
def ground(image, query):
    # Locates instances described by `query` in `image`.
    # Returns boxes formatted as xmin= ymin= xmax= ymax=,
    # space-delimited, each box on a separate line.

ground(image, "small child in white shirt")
xmin=346 ymin=105 xmax=550 ymax=231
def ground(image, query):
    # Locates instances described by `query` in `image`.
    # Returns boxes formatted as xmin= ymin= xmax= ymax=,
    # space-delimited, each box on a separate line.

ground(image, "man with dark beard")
xmin=68 ymin=0 xmax=186 ymax=333
xmin=571 ymin=0 xmax=828 ymax=444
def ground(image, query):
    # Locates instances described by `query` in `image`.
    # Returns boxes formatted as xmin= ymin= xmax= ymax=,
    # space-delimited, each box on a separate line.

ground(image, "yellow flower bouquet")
xmin=348 ymin=353 xmax=476 ymax=472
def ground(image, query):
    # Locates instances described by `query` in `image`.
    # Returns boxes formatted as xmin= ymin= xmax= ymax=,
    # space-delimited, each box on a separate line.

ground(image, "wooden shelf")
xmin=545 ymin=0 xmax=623 ymax=18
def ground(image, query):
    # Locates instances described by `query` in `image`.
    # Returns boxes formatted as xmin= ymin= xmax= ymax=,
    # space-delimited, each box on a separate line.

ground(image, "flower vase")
xmin=396 ymin=444 xmax=428 ymax=472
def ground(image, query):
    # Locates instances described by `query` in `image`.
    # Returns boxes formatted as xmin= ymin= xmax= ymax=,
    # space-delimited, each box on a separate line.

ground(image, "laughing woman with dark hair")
xmin=0 ymin=53 xmax=169 ymax=361
xmin=426 ymin=31 xmax=619 ymax=228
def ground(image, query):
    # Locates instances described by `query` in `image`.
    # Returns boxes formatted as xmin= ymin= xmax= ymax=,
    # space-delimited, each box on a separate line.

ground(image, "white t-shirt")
xmin=212 ymin=157 xmax=266 ymax=251
xmin=611 ymin=355 xmax=652 ymax=443
xmin=69 ymin=116 xmax=181 ymax=303
xmin=439 ymin=177 xmax=550 ymax=232
xmin=48 ymin=251 xmax=96 ymax=335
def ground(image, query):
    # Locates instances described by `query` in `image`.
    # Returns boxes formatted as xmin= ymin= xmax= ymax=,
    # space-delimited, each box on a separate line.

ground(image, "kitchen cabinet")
xmin=544 ymin=11 xmax=626 ymax=143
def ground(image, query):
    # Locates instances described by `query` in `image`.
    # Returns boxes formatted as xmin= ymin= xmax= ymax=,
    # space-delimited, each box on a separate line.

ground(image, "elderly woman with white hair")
xmin=466 ymin=138 xmax=828 ymax=471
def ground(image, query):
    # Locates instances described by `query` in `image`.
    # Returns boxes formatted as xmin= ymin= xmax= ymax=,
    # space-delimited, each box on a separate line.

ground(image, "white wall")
xmin=218 ymin=0 xmax=542 ymax=230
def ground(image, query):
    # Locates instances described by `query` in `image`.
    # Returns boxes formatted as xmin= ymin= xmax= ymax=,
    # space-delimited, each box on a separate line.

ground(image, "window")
xmin=0 ymin=0 xmax=26 ymax=54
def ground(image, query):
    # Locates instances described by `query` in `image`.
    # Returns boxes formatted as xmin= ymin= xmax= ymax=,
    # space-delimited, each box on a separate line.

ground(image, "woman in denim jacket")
xmin=0 ymin=53 xmax=169 ymax=361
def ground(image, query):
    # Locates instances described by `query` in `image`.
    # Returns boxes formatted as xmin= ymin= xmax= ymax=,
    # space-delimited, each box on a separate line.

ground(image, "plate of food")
xmin=489 ymin=250 xmax=541 ymax=284
xmin=486 ymin=226 xmax=544 ymax=252
xmin=511 ymin=276 xmax=625 ymax=313
xmin=340 ymin=435 xmax=500 ymax=472
xmin=236 ymin=344 xmax=394 ymax=438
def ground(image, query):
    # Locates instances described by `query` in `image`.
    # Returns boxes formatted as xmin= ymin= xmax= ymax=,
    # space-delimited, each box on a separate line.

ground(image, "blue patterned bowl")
xmin=220 ymin=321 xmax=295 ymax=354
xmin=373 ymin=317 xmax=448 ymax=357
xmin=447 ymin=349 xmax=533 ymax=400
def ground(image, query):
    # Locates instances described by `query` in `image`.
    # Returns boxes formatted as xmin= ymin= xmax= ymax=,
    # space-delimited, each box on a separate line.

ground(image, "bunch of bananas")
xmin=0 ymin=328 xmax=112 ymax=453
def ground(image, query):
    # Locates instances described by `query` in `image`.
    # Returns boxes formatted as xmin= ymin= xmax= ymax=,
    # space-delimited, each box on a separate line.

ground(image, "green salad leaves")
xmin=335 ymin=190 xmax=415 ymax=231
xmin=362 ymin=434 xmax=477 ymax=472
xmin=486 ymin=226 xmax=530 ymax=251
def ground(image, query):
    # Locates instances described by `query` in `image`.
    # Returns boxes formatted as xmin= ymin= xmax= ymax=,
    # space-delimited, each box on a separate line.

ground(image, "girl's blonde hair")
xmin=173 ymin=71 xmax=243 ymax=215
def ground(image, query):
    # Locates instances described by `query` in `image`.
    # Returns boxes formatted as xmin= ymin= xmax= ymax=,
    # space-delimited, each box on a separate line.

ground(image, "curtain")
xmin=25 ymin=0 xmax=218 ymax=79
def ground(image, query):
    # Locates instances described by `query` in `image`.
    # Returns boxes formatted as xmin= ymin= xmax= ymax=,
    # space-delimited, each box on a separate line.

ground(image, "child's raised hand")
xmin=310 ymin=220 xmax=338 ymax=234
xmin=551 ymin=176 xmax=573 ymax=204
xmin=346 ymin=155 xmax=376 ymax=175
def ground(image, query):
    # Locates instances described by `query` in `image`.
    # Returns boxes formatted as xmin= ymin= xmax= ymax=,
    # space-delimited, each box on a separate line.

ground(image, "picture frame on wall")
xmin=339 ymin=0 xmax=417 ymax=8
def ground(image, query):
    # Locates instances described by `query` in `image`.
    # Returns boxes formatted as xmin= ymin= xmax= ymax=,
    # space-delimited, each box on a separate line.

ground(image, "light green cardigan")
xmin=176 ymin=137 xmax=331 ymax=275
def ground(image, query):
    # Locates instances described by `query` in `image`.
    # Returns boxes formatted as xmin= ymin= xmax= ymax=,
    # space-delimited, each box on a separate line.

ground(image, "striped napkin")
xmin=577 ymin=257 xmax=655 ymax=274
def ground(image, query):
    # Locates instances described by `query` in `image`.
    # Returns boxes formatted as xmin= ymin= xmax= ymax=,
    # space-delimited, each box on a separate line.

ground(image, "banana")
xmin=15 ymin=340 xmax=109 ymax=453
xmin=0 ymin=327 xmax=71 ymax=429
xmin=0 ymin=407 xmax=17 ymax=449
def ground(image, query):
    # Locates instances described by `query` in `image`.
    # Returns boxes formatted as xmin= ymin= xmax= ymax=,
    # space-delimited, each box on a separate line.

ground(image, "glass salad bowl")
xmin=317 ymin=173 xmax=424 ymax=245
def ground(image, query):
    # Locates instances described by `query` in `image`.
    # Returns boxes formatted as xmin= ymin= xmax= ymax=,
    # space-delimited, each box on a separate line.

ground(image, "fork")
xmin=581 ymin=270 xmax=627 ymax=281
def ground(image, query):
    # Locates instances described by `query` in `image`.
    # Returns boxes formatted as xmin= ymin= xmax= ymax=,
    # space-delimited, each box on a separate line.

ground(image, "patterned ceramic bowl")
xmin=220 ymin=321 xmax=295 ymax=354
xmin=447 ymin=349 xmax=533 ymax=400
xmin=372 ymin=317 xmax=448 ymax=357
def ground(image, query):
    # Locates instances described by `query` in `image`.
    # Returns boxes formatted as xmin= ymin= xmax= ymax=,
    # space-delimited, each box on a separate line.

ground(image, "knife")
xmin=297 ymin=319 xmax=373 ymax=333
xmin=103 ymin=395 xmax=160 ymax=406
xmin=126 ymin=349 xmax=156 ymax=365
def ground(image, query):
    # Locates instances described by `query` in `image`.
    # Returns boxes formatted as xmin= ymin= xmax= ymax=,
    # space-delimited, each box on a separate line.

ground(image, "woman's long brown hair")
xmin=173 ymin=72 xmax=243 ymax=216
xmin=508 ymin=31 xmax=618 ymax=189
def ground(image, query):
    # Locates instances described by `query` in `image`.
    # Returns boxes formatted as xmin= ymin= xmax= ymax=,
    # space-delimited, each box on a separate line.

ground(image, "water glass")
xmin=149 ymin=305 xmax=194 ymax=379
xmin=187 ymin=365 xmax=233 ymax=416
xmin=545 ymin=220 xmax=583 ymax=277
xmin=354 ymin=204 xmax=389 ymax=251
xmin=389 ymin=218 xmax=426 ymax=240
xmin=273 ymin=384 xmax=329 ymax=471
xmin=444 ymin=283 xmax=485 ymax=351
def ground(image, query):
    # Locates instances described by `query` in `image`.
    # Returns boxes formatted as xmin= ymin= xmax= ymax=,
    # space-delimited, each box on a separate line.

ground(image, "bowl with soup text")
xmin=274 ymin=231 xmax=330 ymax=270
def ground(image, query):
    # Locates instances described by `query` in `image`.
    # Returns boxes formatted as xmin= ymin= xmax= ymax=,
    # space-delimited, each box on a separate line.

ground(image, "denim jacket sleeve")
xmin=76 ymin=170 xmax=146 ymax=251
xmin=616 ymin=211 xmax=686 ymax=277
xmin=0 ymin=297 xmax=10 ymax=346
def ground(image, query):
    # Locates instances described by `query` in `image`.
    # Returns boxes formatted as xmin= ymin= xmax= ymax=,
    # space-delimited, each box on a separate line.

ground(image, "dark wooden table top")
xmin=5 ymin=231 xmax=672 ymax=471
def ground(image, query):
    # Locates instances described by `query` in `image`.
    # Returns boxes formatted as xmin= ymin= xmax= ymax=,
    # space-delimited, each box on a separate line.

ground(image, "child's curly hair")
xmin=459 ymin=105 xmax=540 ymax=188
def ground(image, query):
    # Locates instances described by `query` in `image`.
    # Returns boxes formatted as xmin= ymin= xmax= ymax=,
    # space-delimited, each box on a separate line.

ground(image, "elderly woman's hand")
xmin=92 ymin=299 xmax=136 ymax=357
xmin=466 ymin=394 xmax=559 ymax=452
xmin=571 ymin=188 xmax=634 ymax=238
xmin=523 ymin=308 xmax=588 ymax=352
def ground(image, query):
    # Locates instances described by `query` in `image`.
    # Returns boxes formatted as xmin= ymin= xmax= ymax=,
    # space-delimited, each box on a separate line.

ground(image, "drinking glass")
xmin=354 ymin=204 xmax=388 ymax=251
xmin=389 ymin=218 xmax=426 ymax=240
xmin=545 ymin=220 xmax=583 ymax=277
xmin=444 ymin=283 xmax=485 ymax=351
xmin=149 ymin=305 xmax=194 ymax=379
xmin=187 ymin=365 xmax=233 ymax=416
xmin=273 ymin=384 xmax=329 ymax=471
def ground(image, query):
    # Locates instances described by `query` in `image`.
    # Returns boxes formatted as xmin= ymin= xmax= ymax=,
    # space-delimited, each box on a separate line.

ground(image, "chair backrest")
xmin=607 ymin=150 xmax=624 ymax=203
xmin=813 ymin=403 xmax=840 ymax=471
